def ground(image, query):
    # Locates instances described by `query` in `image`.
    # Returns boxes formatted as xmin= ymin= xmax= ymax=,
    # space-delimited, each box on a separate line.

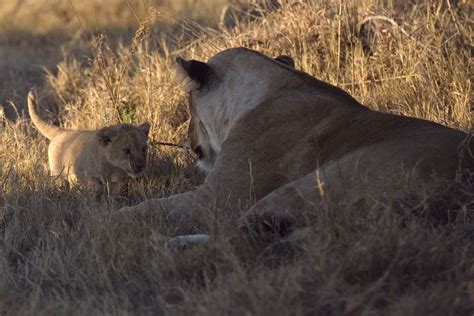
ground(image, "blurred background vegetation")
xmin=0 ymin=0 xmax=228 ymax=120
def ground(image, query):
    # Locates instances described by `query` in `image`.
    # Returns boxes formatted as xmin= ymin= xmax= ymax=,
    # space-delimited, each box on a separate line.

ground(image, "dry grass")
xmin=0 ymin=0 xmax=473 ymax=314
xmin=0 ymin=0 xmax=226 ymax=120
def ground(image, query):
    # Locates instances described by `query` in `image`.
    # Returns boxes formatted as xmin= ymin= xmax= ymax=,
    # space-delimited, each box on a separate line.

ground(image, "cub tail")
xmin=27 ymin=91 xmax=64 ymax=140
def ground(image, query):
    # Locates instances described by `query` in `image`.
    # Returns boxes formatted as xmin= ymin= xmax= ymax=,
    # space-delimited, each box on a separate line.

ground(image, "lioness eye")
xmin=122 ymin=148 xmax=131 ymax=155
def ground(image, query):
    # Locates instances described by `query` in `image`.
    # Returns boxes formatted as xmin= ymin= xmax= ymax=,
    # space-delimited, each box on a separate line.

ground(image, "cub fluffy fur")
xmin=28 ymin=91 xmax=150 ymax=196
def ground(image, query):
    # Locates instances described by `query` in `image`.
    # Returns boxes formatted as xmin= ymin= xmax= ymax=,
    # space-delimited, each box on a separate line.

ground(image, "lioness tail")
xmin=27 ymin=91 xmax=64 ymax=140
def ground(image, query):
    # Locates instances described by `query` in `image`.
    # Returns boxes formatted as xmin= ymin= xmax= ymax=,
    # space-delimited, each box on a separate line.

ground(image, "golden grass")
xmin=0 ymin=0 xmax=473 ymax=314
xmin=0 ymin=0 xmax=226 ymax=121
xmin=0 ymin=0 xmax=225 ymax=35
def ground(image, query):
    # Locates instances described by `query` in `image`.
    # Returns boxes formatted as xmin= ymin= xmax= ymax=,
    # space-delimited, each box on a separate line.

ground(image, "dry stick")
xmin=339 ymin=74 xmax=418 ymax=87
xmin=127 ymin=2 xmax=141 ymax=24
xmin=150 ymin=140 xmax=194 ymax=163
xmin=152 ymin=140 xmax=185 ymax=149
xmin=174 ymin=17 xmax=221 ymax=54
xmin=336 ymin=1 xmax=343 ymax=85
xmin=446 ymin=0 xmax=462 ymax=36
xmin=0 ymin=164 xmax=13 ymax=194
xmin=357 ymin=15 xmax=434 ymax=51
xmin=350 ymin=0 xmax=356 ymax=95
xmin=172 ymin=11 xmax=227 ymax=55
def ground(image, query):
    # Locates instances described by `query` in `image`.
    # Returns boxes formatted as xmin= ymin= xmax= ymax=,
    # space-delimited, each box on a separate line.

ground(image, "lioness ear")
xmin=138 ymin=122 xmax=150 ymax=136
xmin=97 ymin=127 xmax=117 ymax=147
xmin=176 ymin=57 xmax=212 ymax=89
xmin=275 ymin=55 xmax=295 ymax=68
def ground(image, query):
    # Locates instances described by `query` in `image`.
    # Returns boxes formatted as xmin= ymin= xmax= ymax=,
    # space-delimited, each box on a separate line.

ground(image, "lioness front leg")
xmin=116 ymin=189 xmax=206 ymax=223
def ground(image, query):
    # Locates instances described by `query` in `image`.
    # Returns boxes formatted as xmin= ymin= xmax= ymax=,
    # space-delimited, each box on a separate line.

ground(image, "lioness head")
xmin=97 ymin=123 xmax=150 ymax=178
xmin=177 ymin=48 xmax=295 ymax=173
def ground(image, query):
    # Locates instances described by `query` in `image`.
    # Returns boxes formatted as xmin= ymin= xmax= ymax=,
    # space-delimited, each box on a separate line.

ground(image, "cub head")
xmin=176 ymin=48 xmax=295 ymax=173
xmin=97 ymin=123 xmax=150 ymax=178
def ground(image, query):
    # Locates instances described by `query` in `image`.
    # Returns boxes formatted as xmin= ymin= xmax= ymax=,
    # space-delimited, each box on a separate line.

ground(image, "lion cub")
xmin=27 ymin=91 xmax=150 ymax=196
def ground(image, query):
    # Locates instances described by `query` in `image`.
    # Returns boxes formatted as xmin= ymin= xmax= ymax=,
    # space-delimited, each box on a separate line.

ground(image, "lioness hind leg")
xmin=239 ymin=172 xmax=322 ymax=239
xmin=240 ymin=158 xmax=362 ymax=239
xmin=239 ymin=142 xmax=455 ymax=240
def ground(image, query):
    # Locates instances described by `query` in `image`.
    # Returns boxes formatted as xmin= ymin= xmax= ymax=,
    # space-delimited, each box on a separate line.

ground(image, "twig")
xmin=446 ymin=0 xmax=462 ymax=36
xmin=152 ymin=140 xmax=185 ymax=148
xmin=0 ymin=164 xmax=13 ymax=194
xmin=339 ymin=74 xmax=418 ymax=87
xmin=358 ymin=15 xmax=433 ymax=51
xmin=150 ymin=140 xmax=194 ymax=154
xmin=336 ymin=1 xmax=343 ymax=85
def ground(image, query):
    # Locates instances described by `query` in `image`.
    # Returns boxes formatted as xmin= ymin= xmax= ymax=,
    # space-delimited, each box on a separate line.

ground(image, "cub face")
xmin=97 ymin=123 xmax=150 ymax=178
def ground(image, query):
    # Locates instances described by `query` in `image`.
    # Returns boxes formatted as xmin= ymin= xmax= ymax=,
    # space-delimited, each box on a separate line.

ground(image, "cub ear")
xmin=275 ymin=55 xmax=295 ymax=68
xmin=176 ymin=57 xmax=212 ymax=89
xmin=97 ymin=127 xmax=118 ymax=147
xmin=138 ymin=122 xmax=150 ymax=136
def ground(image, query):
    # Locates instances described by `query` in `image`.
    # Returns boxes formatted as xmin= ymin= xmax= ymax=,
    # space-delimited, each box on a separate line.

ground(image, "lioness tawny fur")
xmin=119 ymin=47 xmax=473 ymax=235
xmin=27 ymin=91 xmax=150 ymax=196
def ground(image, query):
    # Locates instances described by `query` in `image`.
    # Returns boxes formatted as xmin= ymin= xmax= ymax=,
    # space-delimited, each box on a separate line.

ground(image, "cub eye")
xmin=122 ymin=148 xmax=131 ymax=155
xmin=142 ymin=146 xmax=147 ymax=153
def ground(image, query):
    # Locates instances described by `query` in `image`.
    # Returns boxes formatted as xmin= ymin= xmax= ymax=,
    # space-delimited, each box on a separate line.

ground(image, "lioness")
xmin=28 ymin=91 xmax=150 ymax=196
xmin=118 ymin=47 xmax=473 ymax=235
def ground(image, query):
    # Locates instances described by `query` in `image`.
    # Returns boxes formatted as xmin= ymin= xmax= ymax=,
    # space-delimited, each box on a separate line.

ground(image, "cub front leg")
xmin=107 ymin=172 xmax=129 ymax=197
xmin=87 ymin=177 xmax=104 ymax=198
xmin=107 ymin=179 xmax=129 ymax=197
